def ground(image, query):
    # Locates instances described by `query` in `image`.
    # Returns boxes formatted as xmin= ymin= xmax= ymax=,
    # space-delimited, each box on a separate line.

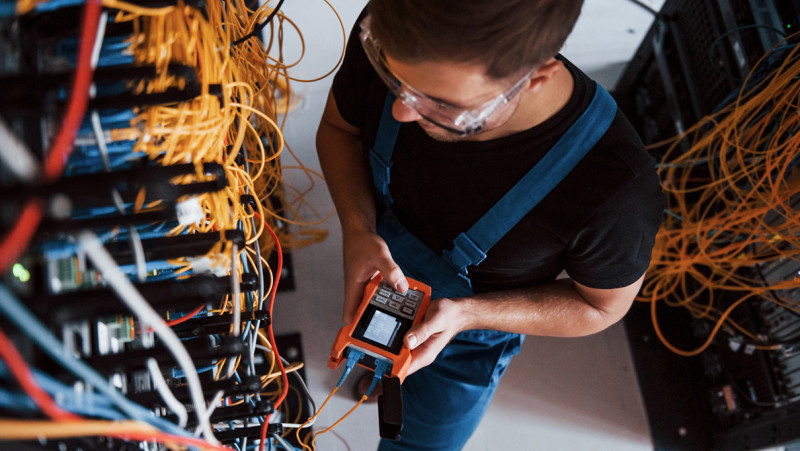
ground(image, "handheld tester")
xmin=328 ymin=274 xmax=431 ymax=383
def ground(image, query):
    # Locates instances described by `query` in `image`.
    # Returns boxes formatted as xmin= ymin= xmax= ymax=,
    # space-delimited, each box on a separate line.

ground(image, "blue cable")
xmin=0 ymin=362 xmax=193 ymax=433
xmin=33 ymin=0 xmax=84 ymax=12
xmin=0 ymin=1 xmax=16 ymax=17
xmin=0 ymin=387 xmax=38 ymax=413
xmin=336 ymin=349 xmax=364 ymax=388
xmin=0 ymin=284 xmax=191 ymax=438
xmin=171 ymin=365 xmax=216 ymax=379
xmin=0 ymin=362 xmax=114 ymax=411
xmin=365 ymin=358 xmax=392 ymax=397
xmin=0 ymin=386 xmax=126 ymax=421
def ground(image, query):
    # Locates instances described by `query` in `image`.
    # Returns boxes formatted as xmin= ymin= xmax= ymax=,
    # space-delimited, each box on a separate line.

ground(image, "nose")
xmin=392 ymin=98 xmax=423 ymax=123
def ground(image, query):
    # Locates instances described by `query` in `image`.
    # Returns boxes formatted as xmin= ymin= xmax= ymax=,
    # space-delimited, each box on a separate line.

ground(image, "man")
xmin=316 ymin=1 xmax=664 ymax=449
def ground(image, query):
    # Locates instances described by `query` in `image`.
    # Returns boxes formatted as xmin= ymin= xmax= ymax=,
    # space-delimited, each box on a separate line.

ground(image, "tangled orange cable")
xmin=639 ymin=34 xmax=800 ymax=356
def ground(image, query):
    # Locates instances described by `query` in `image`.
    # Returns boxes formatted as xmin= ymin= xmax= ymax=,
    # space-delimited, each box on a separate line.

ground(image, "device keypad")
xmin=370 ymin=281 xmax=424 ymax=321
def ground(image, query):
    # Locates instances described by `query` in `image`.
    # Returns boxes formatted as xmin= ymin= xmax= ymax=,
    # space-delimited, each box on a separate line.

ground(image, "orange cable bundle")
xmin=2 ymin=0 xmax=349 ymax=448
xmin=639 ymin=34 xmax=800 ymax=356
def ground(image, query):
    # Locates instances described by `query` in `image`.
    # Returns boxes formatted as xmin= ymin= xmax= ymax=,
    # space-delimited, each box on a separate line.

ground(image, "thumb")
xmin=378 ymin=259 xmax=408 ymax=294
xmin=404 ymin=312 xmax=441 ymax=351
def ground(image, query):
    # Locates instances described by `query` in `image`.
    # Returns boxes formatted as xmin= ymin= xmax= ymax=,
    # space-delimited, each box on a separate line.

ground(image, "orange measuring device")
xmin=328 ymin=274 xmax=431 ymax=383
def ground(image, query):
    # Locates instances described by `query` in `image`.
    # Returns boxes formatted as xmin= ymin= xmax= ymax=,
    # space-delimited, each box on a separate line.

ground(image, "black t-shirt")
xmin=330 ymin=19 xmax=665 ymax=292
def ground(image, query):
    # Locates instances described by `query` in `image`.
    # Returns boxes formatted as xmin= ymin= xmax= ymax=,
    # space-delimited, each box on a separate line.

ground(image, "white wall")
xmin=270 ymin=1 xmax=664 ymax=449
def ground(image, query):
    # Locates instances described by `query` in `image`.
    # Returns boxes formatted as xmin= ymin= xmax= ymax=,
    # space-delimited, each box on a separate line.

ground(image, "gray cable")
xmin=627 ymin=0 xmax=659 ymax=17
xmin=90 ymin=111 xmax=112 ymax=171
xmin=0 ymin=285 xmax=186 ymax=435
xmin=78 ymin=231 xmax=219 ymax=444
xmin=146 ymin=358 xmax=188 ymax=428
xmin=0 ymin=117 xmax=38 ymax=182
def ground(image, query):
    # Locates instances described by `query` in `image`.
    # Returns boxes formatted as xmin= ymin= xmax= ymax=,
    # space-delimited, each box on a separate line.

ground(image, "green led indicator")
xmin=788 ymin=24 xmax=792 ymax=29
xmin=12 ymin=263 xmax=30 ymax=283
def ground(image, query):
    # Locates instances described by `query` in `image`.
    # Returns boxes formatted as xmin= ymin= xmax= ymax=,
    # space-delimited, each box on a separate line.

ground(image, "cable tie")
xmin=240 ymin=194 xmax=257 ymax=209
xmin=267 ymin=423 xmax=283 ymax=436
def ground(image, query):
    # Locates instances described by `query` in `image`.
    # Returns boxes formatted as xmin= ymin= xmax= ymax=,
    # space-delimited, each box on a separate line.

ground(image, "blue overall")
xmin=370 ymin=84 xmax=617 ymax=451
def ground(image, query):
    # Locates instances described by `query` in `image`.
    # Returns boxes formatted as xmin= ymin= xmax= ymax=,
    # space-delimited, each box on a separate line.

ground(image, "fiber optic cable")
xmin=0 ymin=285 xmax=193 ymax=436
xmin=639 ymin=33 xmax=800 ymax=356
xmin=78 ymin=231 xmax=219 ymax=444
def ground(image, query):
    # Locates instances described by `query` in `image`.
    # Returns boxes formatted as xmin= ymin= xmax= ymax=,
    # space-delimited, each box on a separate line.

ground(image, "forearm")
xmin=316 ymin=93 xmax=412 ymax=318
xmin=404 ymin=277 xmax=640 ymax=374
xmin=316 ymin=100 xmax=376 ymax=235
xmin=451 ymin=279 xmax=634 ymax=338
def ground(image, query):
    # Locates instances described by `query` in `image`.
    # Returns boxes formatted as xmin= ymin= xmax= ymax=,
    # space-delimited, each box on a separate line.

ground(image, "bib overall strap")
xmin=377 ymin=206 xmax=474 ymax=299
xmin=443 ymin=84 xmax=618 ymax=274
xmin=369 ymin=93 xmax=400 ymax=204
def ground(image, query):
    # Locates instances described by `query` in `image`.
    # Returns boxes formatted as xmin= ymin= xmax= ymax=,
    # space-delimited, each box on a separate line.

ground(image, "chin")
xmin=417 ymin=106 xmax=516 ymax=143
xmin=418 ymin=121 xmax=476 ymax=143
xmin=420 ymin=127 xmax=463 ymax=142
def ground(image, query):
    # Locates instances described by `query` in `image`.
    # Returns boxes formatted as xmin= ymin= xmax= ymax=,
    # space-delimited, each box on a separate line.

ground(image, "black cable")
xmin=716 ymin=346 xmax=789 ymax=408
xmin=231 ymin=0 xmax=286 ymax=47
xmin=707 ymin=24 xmax=788 ymax=82
xmin=628 ymin=0 xmax=659 ymax=17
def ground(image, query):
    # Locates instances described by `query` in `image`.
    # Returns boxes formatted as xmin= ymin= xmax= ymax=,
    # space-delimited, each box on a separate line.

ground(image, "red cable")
xmin=0 ymin=0 xmax=102 ymax=275
xmin=43 ymin=0 xmax=102 ymax=180
xmin=253 ymin=211 xmax=287 ymax=451
xmin=0 ymin=328 xmax=237 ymax=449
xmin=0 ymin=328 xmax=79 ymax=421
xmin=0 ymin=200 xmax=45 ymax=275
xmin=112 ymin=430 xmax=233 ymax=451
xmin=166 ymin=303 xmax=206 ymax=326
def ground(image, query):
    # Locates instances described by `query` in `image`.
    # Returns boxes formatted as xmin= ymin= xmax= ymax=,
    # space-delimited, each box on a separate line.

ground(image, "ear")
xmin=524 ymin=58 xmax=562 ymax=93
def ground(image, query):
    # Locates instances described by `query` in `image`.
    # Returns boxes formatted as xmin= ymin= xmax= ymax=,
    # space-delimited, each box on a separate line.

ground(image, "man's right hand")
xmin=315 ymin=92 xmax=406 ymax=322
xmin=342 ymin=229 xmax=409 ymax=323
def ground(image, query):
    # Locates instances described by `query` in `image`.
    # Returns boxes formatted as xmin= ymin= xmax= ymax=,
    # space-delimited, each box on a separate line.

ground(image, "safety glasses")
xmin=359 ymin=15 xmax=533 ymax=136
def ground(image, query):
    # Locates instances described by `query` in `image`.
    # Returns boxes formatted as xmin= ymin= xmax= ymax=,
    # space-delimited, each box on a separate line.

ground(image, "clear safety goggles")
xmin=359 ymin=15 xmax=533 ymax=136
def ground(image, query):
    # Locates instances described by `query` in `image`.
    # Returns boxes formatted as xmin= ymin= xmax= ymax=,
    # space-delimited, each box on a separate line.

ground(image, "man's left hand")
xmin=404 ymin=298 xmax=471 ymax=375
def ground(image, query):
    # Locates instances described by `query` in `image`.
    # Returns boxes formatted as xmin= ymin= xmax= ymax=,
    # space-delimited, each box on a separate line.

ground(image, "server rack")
xmin=615 ymin=1 xmax=800 ymax=449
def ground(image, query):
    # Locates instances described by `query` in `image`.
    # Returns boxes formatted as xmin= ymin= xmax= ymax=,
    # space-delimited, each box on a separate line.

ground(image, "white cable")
xmin=328 ymin=429 xmax=353 ymax=451
xmin=193 ymin=389 xmax=225 ymax=437
xmin=281 ymin=421 xmax=315 ymax=429
xmin=231 ymin=243 xmax=241 ymax=337
xmin=110 ymin=188 xmax=126 ymax=213
xmin=146 ymin=358 xmax=188 ymax=428
xmin=223 ymin=243 xmax=242 ymax=379
xmin=128 ymin=226 xmax=147 ymax=282
xmin=272 ymin=433 xmax=295 ymax=450
xmin=0 ymin=117 xmax=38 ymax=182
xmin=87 ymin=11 xmax=108 ymax=100
xmin=251 ymin=346 xmax=318 ymax=427
xmin=90 ymin=11 xmax=108 ymax=69
xmin=248 ymin=323 xmax=259 ymax=377
xmin=78 ymin=231 xmax=219 ymax=444
xmin=90 ymin=111 xmax=111 ymax=171
xmin=280 ymin=356 xmax=315 ymax=417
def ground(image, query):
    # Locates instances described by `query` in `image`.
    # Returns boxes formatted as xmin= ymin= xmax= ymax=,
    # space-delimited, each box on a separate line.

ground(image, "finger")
xmin=342 ymin=280 xmax=360 ymax=324
xmin=407 ymin=334 xmax=447 ymax=375
xmin=377 ymin=259 xmax=408 ymax=293
xmin=405 ymin=306 xmax=444 ymax=351
xmin=342 ymin=272 xmax=376 ymax=323
xmin=342 ymin=271 xmax=378 ymax=324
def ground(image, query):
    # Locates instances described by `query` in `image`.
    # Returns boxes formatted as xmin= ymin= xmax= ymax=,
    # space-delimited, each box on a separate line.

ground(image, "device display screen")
xmin=362 ymin=310 xmax=400 ymax=347
xmin=353 ymin=305 xmax=412 ymax=354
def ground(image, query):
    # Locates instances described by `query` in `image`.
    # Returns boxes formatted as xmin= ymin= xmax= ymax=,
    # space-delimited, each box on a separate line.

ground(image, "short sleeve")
xmin=330 ymin=9 xmax=372 ymax=128
xmin=564 ymin=168 xmax=665 ymax=289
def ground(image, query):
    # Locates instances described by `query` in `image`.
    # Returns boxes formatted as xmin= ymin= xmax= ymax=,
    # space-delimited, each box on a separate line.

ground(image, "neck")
xmin=469 ymin=60 xmax=574 ymax=142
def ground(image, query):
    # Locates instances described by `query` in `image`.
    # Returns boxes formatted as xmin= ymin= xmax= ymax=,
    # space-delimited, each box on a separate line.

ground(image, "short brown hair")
xmin=368 ymin=0 xmax=583 ymax=80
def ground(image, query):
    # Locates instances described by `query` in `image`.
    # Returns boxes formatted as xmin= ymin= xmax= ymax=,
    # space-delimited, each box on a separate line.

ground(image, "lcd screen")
xmin=361 ymin=310 xmax=400 ymax=347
